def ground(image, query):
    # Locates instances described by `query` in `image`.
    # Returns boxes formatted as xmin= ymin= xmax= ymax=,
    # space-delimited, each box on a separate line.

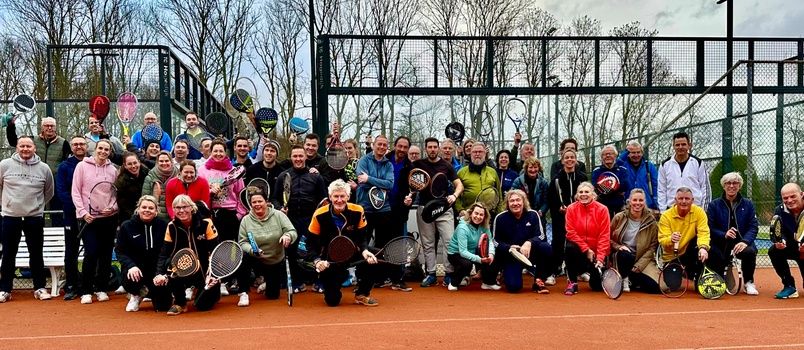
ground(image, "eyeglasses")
xmin=71 ymin=143 xmax=87 ymax=146
xmin=173 ymin=206 xmax=192 ymax=212
xmin=42 ymin=125 xmax=56 ymax=128
xmin=724 ymin=181 xmax=741 ymax=187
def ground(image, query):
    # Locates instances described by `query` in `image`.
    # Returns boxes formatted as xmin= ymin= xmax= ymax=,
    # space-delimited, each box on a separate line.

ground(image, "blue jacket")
xmin=617 ymin=150 xmax=659 ymax=210
xmin=706 ymin=193 xmax=758 ymax=248
xmin=591 ymin=164 xmax=631 ymax=215
xmin=131 ymin=129 xmax=173 ymax=152
xmin=492 ymin=210 xmax=545 ymax=254
xmin=773 ymin=204 xmax=799 ymax=246
xmin=447 ymin=220 xmax=493 ymax=263
xmin=355 ymin=153 xmax=395 ymax=213
xmin=510 ymin=173 xmax=549 ymax=215
xmin=55 ymin=156 xmax=82 ymax=222
xmin=496 ymin=168 xmax=518 ymax=193
xmin=175 ymin=131 xmax=213 ymax=160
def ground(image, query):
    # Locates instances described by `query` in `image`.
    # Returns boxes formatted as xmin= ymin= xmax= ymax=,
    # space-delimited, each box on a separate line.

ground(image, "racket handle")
xmin=673 ymin=241 xmax=679 ymax=255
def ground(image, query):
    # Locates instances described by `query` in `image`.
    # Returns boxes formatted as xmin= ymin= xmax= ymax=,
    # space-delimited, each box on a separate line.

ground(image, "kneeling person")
xmin=446 ymin=202 xmax=500 ymax=291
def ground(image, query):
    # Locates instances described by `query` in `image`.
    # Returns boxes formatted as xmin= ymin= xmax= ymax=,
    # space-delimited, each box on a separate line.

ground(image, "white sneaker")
xmin=460 ymin=277 xmax=470 ymax=286
xmin=185 ymin=287 xmax=194 ymax=301
xmin=126 ymin=295 xmax=142 ymax=312
xmin=95 ymin=291 xmax=109 ymax=302
xmin=0 ymin=291 xmax=11 ymax=303
xmin=545 ymin=275 xmax=557 ymax=286
xmin=81 ymin=294 xmax=93 ymax=304
xmin=447 ymin=283 xmax=458 ymax=291
xmin=142 ymin=297 xmax=152 ymax=302
xmin=579 ymin=273 xmax=591 ymax=282
xmin=745 ymin=282 xmax=759 ymax=295
xmin=237 ymin=292 xmax=249 ymax=307
xmin=220 ymin=283 xmax=229 ymax=296
xmin=257 ymin=282 xmax=267 ymax=294
xmin=622 ymin=277 xmax=631 ymax=292
xmin=114 ymin=285 xmax=127 ymax=295
xmin=34 ymin=288 xmax=52 ymax=300
xmin=481 ymin=283 xmax=502 ymax=291
xmin=254 ymin=276 xmax=265 ymax=287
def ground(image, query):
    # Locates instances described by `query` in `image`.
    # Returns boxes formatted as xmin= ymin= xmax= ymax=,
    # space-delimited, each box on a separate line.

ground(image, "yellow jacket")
xmin=658 ymin=204 xmax=710 ymax=262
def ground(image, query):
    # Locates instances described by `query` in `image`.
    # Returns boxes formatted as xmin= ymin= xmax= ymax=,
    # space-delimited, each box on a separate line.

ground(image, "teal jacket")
xmin=448 ymin=220 xmax=494 ymax=263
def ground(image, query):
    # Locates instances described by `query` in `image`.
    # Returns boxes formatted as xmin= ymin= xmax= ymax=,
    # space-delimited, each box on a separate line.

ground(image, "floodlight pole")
xmin=719 ymin=0 xmax=735 ymax=173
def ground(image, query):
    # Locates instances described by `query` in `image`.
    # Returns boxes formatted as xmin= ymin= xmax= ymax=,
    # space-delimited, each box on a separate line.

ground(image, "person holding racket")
xmin=174 ymin=112 xmax=213 ymax=160
xmin=446 ymin=202 xmax=497 ymax=291
xmin=616 ymin=140 xmax=660 ymax=216
xmin=165 ymin=161 xmax=211 ymax=219
xmin=491 ymin=189 xmax=553 ymax=293
xmin=84 ymin=116 xmax=125 ymax=161
xmin=131 ymin=112 xmax=173 ymax=152
xmin=657 ymin=187 xmax=716 ymax=287
xmin=72 ymin=139 xmax=119 ymax=304
xmin=705 ymin=172 xmax=759 ymax=295
xmin=115 ymin=195 xmax=172 ymax=312
xmin=406 ymin=138 xmax=464 ymax=287
xmin=235 ymin=190 xmax=297 ymax=305
xmin=244 ymin=140 xmax=285 ymax=200
xmin=549 ymin=138 xmax=587 ymax=179
xmin=55 ymin=136 xmax=90 ymax=300
xmin=154 ymin=195 xmax=220 ymax=315
xmin=767 ymin=183 xmax=804 ymax=299
xmin=591 ymin=145 xmax=630 ymax=218
xmin=114 ymin=152 xmax=149 ymax=224
xmin=309 ymin=180 xmax=380 ymax=306
xmin=610 ymin=189 xmax=661 ymax=294
xmin=564 ymin=182 xmax=611 ymax=295
xmin=142 ymin=151 xmax=178 ymax=220
xmin=547 ymin=149 xmax=587 ymax=280
xmin=0 ymin=136 xmax=55 ymax=303
xmin=508 ymin=132 xmax=534 ymax=173
xmin=456 ymin=142 xmax=502 ymax=216
xmin=510 ymin=157 xmax=550 ymax=234
xmin=494 ymin=150 xmax=518 ymax=194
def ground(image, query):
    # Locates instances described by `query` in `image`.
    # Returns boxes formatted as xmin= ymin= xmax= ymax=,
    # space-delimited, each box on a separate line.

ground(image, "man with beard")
xmin=174 ymin=112 xmax=212 ymax=160
xmin=456 ymin=142 xmax=503 ymax=217
xmin=84 ymin=116 xmax=125 ymax=161
xmin=245 ymin=140 xmax=285 ymax=198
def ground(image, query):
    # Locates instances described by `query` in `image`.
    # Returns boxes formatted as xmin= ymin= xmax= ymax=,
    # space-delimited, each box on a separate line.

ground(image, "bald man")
xmin=130 ymin=112 xmax=173 ymax=152
xmin=769 ymin=183 xmax=804 ymax=299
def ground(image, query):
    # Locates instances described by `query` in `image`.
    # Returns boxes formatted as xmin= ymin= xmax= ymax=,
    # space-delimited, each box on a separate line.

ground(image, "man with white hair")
xmin=617 ymin=140 xmax=660 ymax=216
xmin=130 ymin=112 xmax=173 ymax=152
xmin=591 ymin=145 xmax=630 ymax=218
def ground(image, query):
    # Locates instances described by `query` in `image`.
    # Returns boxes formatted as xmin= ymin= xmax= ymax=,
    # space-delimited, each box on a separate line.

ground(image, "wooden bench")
xmin=0 ymin=227 xmax=83 ymax=296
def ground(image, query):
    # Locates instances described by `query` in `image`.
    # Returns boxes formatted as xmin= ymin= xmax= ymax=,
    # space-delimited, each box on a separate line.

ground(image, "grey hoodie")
xmin=0 ymin=152 xmax=54 ymax=217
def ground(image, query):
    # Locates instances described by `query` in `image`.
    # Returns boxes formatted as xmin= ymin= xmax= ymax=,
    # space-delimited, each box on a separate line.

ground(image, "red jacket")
xmin=565 ymin=200 xmax=611 ymax=263
xmin=165 ymin=176 xmax=211 ymax=219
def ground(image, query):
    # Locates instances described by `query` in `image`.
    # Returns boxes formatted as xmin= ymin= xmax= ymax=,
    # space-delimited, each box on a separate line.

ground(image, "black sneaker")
xmin=63 ymin=287 xmax=78 ymax=301
xmin=391 ymin=281 xmax=413 ymax=292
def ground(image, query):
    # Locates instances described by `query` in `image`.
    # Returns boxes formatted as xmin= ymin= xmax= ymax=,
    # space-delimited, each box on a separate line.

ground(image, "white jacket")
xmin=657 ymin=154 xmax=711 ymax=212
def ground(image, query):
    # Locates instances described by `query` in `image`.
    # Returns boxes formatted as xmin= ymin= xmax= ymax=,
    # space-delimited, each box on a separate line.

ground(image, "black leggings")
xmin=235 ymin=255 xmax=286 ymax=300
xmin=80 ymin=215 xmax=118 ymax=295
xmin=168 ymin=271 xmax=220 ymax=311
xmin=564 ymin=241 xmax=602 ymax=291
xmin=613 ymin=250 xmax=660 ymax=294
xmin=447 ymin=253 xmax=497 ymax=287
xmin=122 ymin=269 xmax=173 ymax=311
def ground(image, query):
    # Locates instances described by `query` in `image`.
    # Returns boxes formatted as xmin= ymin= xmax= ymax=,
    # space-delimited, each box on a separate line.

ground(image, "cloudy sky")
xmin=540 ymin=0 xmax=804 ymax=37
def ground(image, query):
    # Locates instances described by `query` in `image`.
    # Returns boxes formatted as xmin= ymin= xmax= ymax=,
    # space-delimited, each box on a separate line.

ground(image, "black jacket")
xmin=156 ymin=214 xmax=219 ymax=275
xmin=387 ymin=153 xmax=413 ymax=222
xmin=272 ymin=167 xmax=327 ymax=215
xmin=308 ymin=203 xmax=369 ymax=263
xmin=115 ymin=214 xmax=169 ymax=275
xmin=114 ymin=165 xmax=149 ymax=224
xmin=245 ymin=161 xmax=286 ymax=200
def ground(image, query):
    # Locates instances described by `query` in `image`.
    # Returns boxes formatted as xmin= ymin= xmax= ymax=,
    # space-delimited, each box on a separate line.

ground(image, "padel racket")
xmin=725 ymin=255 xmax=743 ymax=296
xmin=205 ymin=112 xmax=229 ymax=137
xmin=89 ymin=95 xmax=110 ymax=124
xmin=476 ymin=111 xmax=493 ymax=144
xmin=368 ymin=186 xmax=387 ymax=210
xmin=797 ymin=211 xmax=804 ymax=259
xmin=169 ymin=248 xmax=200 ymax=278
xmin=117 ymin=92 xmax=138 ymax=135
xmin=406 ymin=168 xmax=431 ymax=201
xmin=476 ymin=186 xmax=500 ymax=211
xmin=445 ymin=121 xmax=465 ymax=145
xmin=142 ymin=123 xmax=164 ymax=142
xmin=509 ymin=247 xmax=533 ymax=267
xmin=769 ymin=214 xmax=783 ymax=244
xmin=204 ymin=240 xmax=244 ymax=290
xmin=12 ymin=93 xmax=35 ymax=114
xmin=229 ymin=89 xmax=254 ymax=114
xmin=599 ymin=266 xmax=624 ymax=300
xmin=660 ymin=241 xmax=688 ymax=298
xmin=697 ymin=264 xmax=726 ymax=299
xmin=478 ymin=233 xmax=489 ymax=258
xmin=241 ymin=178 xmax=270 ymax=210
xmin=247 ymin=232 xmax=262 ymax=255
xmin=283 ymin=173 xmax=292 ymax=207
xmin=285 ymin=249 xmax=293 ymax=306
xmin=317 ymin=235 xmax=358 ymax=272
xmin=326 ymin=132 xmax=348 ymax=170
xmin=186 ymin=130 xmax=207 ymax=151
xmin=595 ymin=171 xmax=621 ymax=195
xmin=77 ymin=181 xmax=118 ymax=239
xmin=289 ymin=117 xmax=309 ymax=135
xmin=505 ymin=97 xmax=527 ymax=132
xmin=254 ymin=107 xmax=278 ymax=136
xmin=351 ymin=236 xmax=421 ymax=266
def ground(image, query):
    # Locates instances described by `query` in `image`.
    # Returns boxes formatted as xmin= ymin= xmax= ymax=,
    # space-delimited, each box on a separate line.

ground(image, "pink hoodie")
xmin=198 ymin=157 xmax=246 ymax=218
xmin=71 ymin=156 xmax=119 ymax=218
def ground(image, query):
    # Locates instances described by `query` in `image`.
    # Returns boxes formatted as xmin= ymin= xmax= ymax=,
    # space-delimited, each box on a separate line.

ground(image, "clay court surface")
xmin=1 ymin=268 xmax=802 ymax=350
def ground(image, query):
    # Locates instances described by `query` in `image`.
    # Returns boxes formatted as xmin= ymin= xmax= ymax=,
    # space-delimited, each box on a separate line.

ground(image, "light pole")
xmin=309 ymin=0 xmax=316 ymax=123
xmin=546 ymin=74 xmax=558 ymax=160
xmin=718 ymin=0 xmax=734 ymax=173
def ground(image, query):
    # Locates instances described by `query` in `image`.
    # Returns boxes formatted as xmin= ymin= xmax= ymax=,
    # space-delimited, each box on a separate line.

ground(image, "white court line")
xmin=665 ymin=344 xmax=804 ymax=350
xmin=3 ymin=306 xmax=804 ymax=342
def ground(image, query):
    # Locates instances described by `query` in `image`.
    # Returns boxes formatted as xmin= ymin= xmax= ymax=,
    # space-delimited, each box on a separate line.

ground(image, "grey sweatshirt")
xmin=0 ymin=153 xmax=55 ymax=217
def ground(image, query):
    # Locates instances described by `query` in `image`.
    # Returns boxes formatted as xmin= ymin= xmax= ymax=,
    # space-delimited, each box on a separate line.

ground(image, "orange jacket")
xmin=565 ymin=200 xmax=611 ymax=263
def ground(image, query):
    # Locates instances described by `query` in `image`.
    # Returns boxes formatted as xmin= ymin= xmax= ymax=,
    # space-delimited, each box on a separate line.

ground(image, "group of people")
xmin=0 ymin=110 xmax=800 ymax=317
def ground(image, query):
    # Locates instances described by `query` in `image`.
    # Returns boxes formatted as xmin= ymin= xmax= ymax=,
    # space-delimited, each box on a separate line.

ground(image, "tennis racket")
xmin=478 ymin=233 xmax=489 ymax=258
xmin=367 ymin=97 xmax=381 ymax=136
xmin=505 ymin=97 xmax=527 ymax=132
xmin=283 ymin=173 xmax=292 ymax=207
xmin=368 ymin=186 xmax=387 ymax=210
xmin=205 ymin=112 xmax=229 ymax=137
xmin=659 ymin=241 xmax=688 ymax=298
xmin=476 ymin=111 xmax=493 ymax=144
xmin=289 ymin=117 xmax=309 ymax=135
xmin=77 ymin=181 xmax=118 ymax=239
xmin=221 ymin=165 xmax=247 ymax=187
xmin=725 ymin=255 xmax=743 ymax=296
xmin=405 ymin=168 xmax=431 ymax=201
xmin=476 ymin=186 xmax=500 ymax=212
xmin=12 ymin=93 xmax=35 ymax=114
xmin=151 ymin=181 xmax=163 ymax=198
xmin=254 ymin=107 xmax=278 ymax=136
xmin=595 ymin=171 xmax=621 ymax=195
xmin=204 ymin=240 xmax=244 ymax=290
xmin=769 ymin=214 xmax=783 ymax=244
xmin=555 ymin=178 xmax=567 ymax=210
xmin=142 ymin=123 xmax=164 ymax=142
xmin=326 ymin=131 xmax=349 ymax=170
xmin=429 ymin=172 xmax=449 ymax=199
xmin=169 ymin=248 xmax=201 ymax=278
xmin=89 ymin=95 xmax=110 ymax=124
xmin=247 ymin=232 xmax=263 ymax=255
xmin=350 ymin=236 xmax=421 ymax=266
xmin=317 ymin=235 xmax=358 ymax=272
xmin=229 ymin=89 xmax=255 ymax=114
xmin=599 ymin=266 xmax=624 ymax=300
xmin=117 ymin=92 xmax=138 ymax=136
xmin=697 ymin=264 xmax=726 ymax=299
xmin=444 ymin=121 xmax=465 ymax=145
xmin=285 ymin=249 xmax=293 ymax=307
xmin=508 ymin=247 xmax=533 ymax=267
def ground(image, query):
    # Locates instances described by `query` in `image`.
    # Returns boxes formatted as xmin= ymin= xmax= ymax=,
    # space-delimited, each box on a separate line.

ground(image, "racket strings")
xmin=477 ymin=188 xmax=499 ymax=208
xmin=601 ymin=269 xmax=623 ymax=297
xmin=327 ymin=145 xmax=349 ymax=169
xmin=328 ymin=236 xmax=356 ymax=262
xmin=209 ymin=241 xmax=243 ymax=277
xmin=380 ymin=238 xmax=420 ymax=264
